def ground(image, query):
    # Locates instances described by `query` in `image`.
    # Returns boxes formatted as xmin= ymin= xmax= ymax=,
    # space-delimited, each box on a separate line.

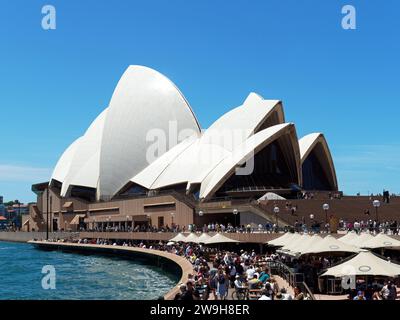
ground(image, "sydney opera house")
xmin=27 ymin=66 xmax=339 ymax=232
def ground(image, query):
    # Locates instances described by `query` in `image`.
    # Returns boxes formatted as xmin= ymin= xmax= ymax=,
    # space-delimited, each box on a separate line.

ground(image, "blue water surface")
xmin=0 ymin=241 xmax=178 ymax=300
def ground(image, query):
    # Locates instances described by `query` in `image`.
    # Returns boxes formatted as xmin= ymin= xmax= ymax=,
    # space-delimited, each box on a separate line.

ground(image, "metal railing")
xmin=266 ymin=260 xmax=315 ymax=300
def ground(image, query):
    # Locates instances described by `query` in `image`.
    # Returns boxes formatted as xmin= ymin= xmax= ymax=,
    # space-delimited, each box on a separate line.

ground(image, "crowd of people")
xmin=39 ymin=233 xmax=399 ymax=301
xmin=43 ymin=236 xmax=315 ymax=300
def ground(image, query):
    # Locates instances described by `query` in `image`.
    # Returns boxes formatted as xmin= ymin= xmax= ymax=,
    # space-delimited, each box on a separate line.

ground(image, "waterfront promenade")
xmin=0 ymin=231 xmax=283 ymax=244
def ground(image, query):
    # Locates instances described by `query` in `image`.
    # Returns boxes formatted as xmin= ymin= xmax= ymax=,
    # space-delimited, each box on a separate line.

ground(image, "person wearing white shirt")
xmin=246 ymin=266 xmax=255 ymax=280
xmin=258 ymin=289 xmax=272 ymax=300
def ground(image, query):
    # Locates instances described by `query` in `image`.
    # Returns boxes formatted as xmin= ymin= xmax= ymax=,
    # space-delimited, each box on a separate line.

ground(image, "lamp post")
xmin=373 ymin=200 xmax=380 ymax=222
xmin=46 ymin=188 xmax=49 ymax=240
xmin=273 ymin=206 xmax=280 ymax=231
xmin=323 ymin=203 xmax=329 ymax=231
xmin=49 ymin=196 xmax=52 ymax=232
xmin=309 ymin=214 xmax=314 ymax=233
xmin=233 ymin=209 xmax=238 ymax=227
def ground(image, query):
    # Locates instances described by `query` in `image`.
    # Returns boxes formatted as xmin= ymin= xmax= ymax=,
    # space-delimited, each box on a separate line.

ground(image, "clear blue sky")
xmin=0 ymin=0 xmax=399 ymax=203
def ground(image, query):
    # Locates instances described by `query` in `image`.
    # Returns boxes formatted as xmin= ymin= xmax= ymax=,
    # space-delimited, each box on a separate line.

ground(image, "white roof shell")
xmin=50 ymin=137 xmax=82 ymax=184
xmin=97 ymin=65 xmax=201 ymax=200
xmin=199 ymin=123 xmax=300 ymax=200
xmin=60 ymin=108 xmax=108 ymax=196
xmin=130 ymin=92 xmax=285 ymax=192
xmin=299 ymin=133 xmax=338 ymax=190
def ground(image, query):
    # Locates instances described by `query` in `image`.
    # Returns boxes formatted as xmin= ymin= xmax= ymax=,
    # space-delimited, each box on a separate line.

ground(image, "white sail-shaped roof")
xmin=129 ymin=92 xmax=285 ymax=192
xmin=60 ymin=108 xmax=108 ymax=196
xmin=130 ymin=134 xmax=199 ymax=189
xmin=299 ymin=133 xmax=338 ymax=191
xmin=50 ymin=137 xmax=82 ymax=184
xmin=199 ymin=93 xmax=284 ymax=151
xmin=199 ymin=123 xmax=300 ymax=200
xmin=97 ymin=65 xmax=201 ymax=200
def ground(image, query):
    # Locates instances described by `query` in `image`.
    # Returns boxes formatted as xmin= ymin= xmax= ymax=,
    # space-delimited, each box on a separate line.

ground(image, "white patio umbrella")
xmin=204 ymin=233 xmax=239 ymax=245
xmin=351 ymin=233 xmax=375 ymax=248
xmin=197 ymin=233 xmax=212 ymax=243
xmin=279 ymin=234 xmax=310 ymax=254
xmin=267 ymin=232 xmax=300 ymax=247
xmin=362 ymin=233 xmax=400 ymax=249
xmin=300 ymin=235 xmax=361 ymax=256
xmin=287 ymin=234 xmax=324 ymax=257
xmin=184 ymin=232 xmax=200 ymax=243
xmin=338 ymin=231 xmax=358 ymax=245
xmin=321 ymin=251 xmax=400 ymax=277
xmin=169 ymin=233 xmax=187 ymax=242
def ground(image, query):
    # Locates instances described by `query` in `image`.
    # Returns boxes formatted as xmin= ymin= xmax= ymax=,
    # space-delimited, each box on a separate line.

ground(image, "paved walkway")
xmin=273 ymin=275 xmax=295 ymax=296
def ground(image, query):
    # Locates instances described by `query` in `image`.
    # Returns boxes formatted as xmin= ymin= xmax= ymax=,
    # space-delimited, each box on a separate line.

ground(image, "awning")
xmin=258 ymin=192 xmax=286 ymax=201
xmin=63 ymin=202 xmax=73 ymax=209
xmin=70 ymin=214 xmax=86 ymax=225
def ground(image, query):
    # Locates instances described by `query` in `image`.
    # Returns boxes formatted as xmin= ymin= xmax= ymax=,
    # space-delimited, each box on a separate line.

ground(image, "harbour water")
xmin=0 ymin=241 xmax=178 ymax=300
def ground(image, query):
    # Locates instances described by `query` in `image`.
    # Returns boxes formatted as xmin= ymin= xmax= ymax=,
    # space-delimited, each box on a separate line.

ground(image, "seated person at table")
xmin=258 ymin=270 xmax=270 ymax=283
xmin=248 ymin=274 xmax=262 ymax=289
xmin=234 ymin=275 xmax=245 ymax=289
xmin=234 ymin=275 xmax=246 ymax=294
